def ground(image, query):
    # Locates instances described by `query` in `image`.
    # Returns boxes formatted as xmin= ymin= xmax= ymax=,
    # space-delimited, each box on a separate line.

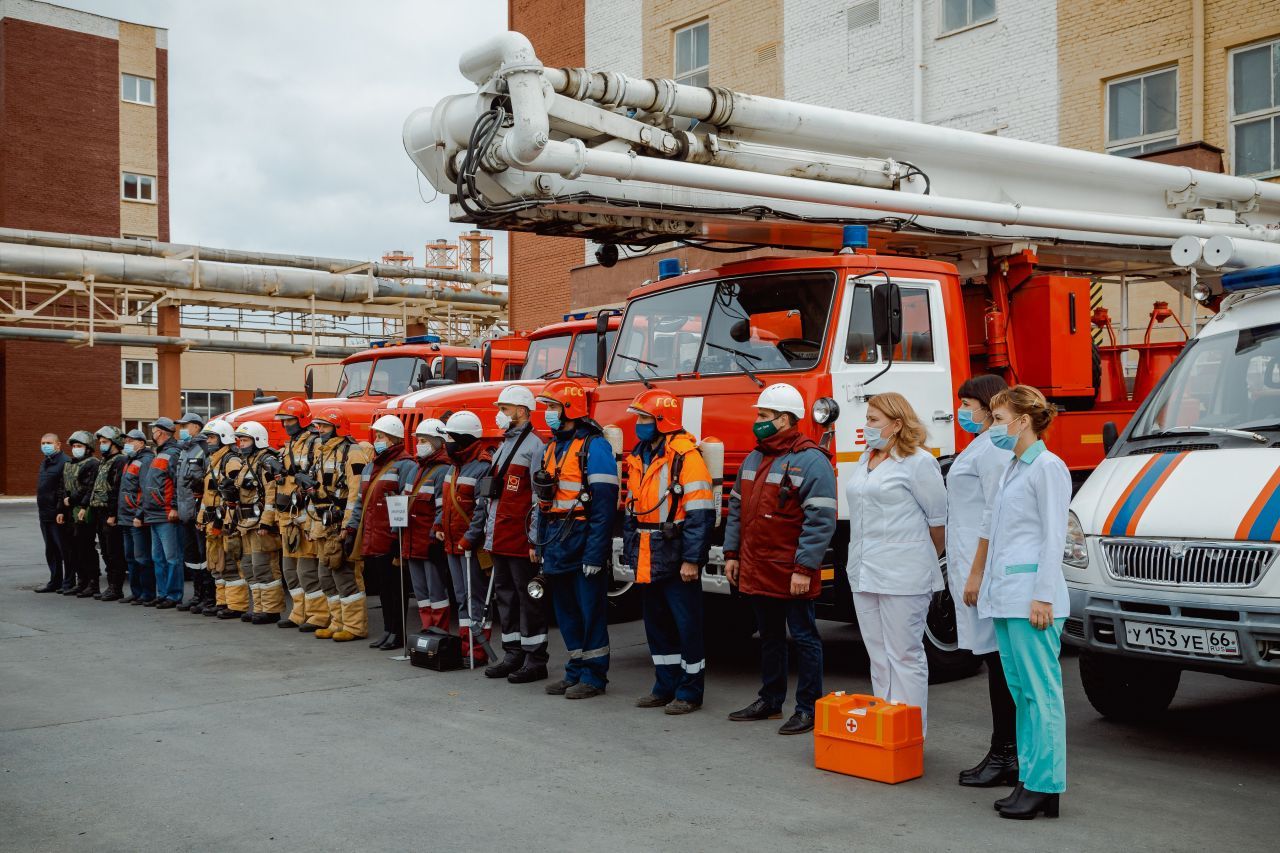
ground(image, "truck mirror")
xmin=304 ymin=369 xmax=314 ymax=400
xmin=1102 ymin=421 xmax=1119 ymax=453
xmin=872 ymin=282 xmax=903 ymax=352
xmin=412 ymin=362 xmax=431 ymax=391
xmin=481 ymin=342 xmax=492 ymax=381
xmin=441 ymin=356 xmax=459 ymax=384
xmin=595 ymin=309 xmax=621 ymax=380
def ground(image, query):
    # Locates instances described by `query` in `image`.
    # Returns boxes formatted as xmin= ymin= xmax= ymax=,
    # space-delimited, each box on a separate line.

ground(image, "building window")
xmin=1106 ymin=67 xmax=1178 ymax=156
xmin=122 ymin=173 xmax=156 ymax=203
xmin=121 ymin=73 xmax=155 ymax=106
xmin=674 ymin=21 xmax=709 ymax=87
xmin=123 ymin=359 xmax=157 ymax=389
xmin=941 ymin=0 xmax=995 ymax=34
xmin=1230 ymin=39 xmax=1280 ymax=177
xmin=122 ymin=419 xmax=147 ymax=435
xmin=181 ymin=390 xmax=233 ymax=422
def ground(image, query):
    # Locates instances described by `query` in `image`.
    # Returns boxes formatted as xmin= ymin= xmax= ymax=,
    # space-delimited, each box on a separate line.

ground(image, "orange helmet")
xmin=311 ymin=407 xmax=349 ymax=435
xmin=275 ymin=397 xmax=312 ymax=426
xmin=627 ymin=387 xmax=683 ymax=434
xmin=537 ymin=378 xmax=591 ymax=420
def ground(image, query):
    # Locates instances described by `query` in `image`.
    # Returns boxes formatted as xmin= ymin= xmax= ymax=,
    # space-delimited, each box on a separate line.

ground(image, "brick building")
xmin=0 ymin=0 xmax=168 ymax=494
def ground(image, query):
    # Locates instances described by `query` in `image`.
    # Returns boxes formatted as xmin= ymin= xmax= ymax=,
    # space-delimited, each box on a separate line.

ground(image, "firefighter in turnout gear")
xmin=267 ymin=398 xmax=320 ymax=629
xmin=175 ymin=412 xmax=213 ymax=613
xmin=623 ymin=389 xmax=715 ymax=714
xmin=534 ymin=379 xmax=620 ymax=699
xmin=55 ymin=430 xmax=102 ymax=597
xmin=405 ymin=418 xmax=451 ymax=635
xmin=307 ymin=408 xmax=372 ymax=640
xmin=231 ymin=421 xmax=285 ymax=625
xmin=90 ymin=426 xmax=129 ymax=601
xmin=198 ymin=420 xmax=238 ymax=616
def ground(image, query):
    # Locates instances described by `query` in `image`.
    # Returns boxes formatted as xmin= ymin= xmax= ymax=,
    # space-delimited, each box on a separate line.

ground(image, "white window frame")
xmin=1228 ymin=37 xmax=1280 ymax=179
xmin=939 ymin=0 xmax=996 ymax=36
xmin=1105 ymin=66 xmax=1179 ymax=156
xmin=180 ymin=390 xmax=233 ymax=422
xmin=121 ymin=73 xmax=155 ymax=106
xmin=122 ymin=359 xmax=157 ymax=389
xmin=121 ymin=172 xmax=156 ymax=204
xmin=674 ymin=21 xmax=709 ymax=88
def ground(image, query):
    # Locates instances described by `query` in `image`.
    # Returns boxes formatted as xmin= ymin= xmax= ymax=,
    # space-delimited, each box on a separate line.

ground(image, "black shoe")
xmin=369 ymin=631 xmax=392 ymax=649
xmin=217 ymin=609 xmax=245 ymax=620
xmin=188 ymin=601 xmax=206 ymax=615
xmin=565 ymin=682 xmax=604 ymax=700
xmin=994 ymin=783 xmax=1025 ymax=811
xmin=545 ymin=679 xmax=575 ymax=695
xmin=203 ymin=605 xmax=221 ymax=617
xmin=176 ymin=600 xmax=194 ymax=611
xmin=277 ymin=619 xmax=299 ymax=629
xmin=484 ymin=656 xmax=524 ymax=679
xmin=76 ymin=587 xmax=98 ymax=599
xmin=728 ymin=698 xmax=783 ymax=722
xmin=778 ymin=711 xmax=814 ymax=735
xmin=120 ymin=595 xmax=137 ymax=603
xmin=999 ymin=789 xmax=1059 ymax=820
xmin=92 ymin=592 xmax=104 ymax=600
xmin=959 ymin=742 xmax=1019 ymax=788
xmin=157 ymin=599 xmax=177 ymax=609
xmin=665 ymin=699 xmax=701 ymax=715
xmin=636 ymin=693 xmax=672 ymax=709
xmin=507 ymin=664 xmax=548 ymax=684
xmin=377 ymin=633 xmax=403 ymax=650
xmin=298 ymin=622 xmax=321 ymax=633
xmin=252 ymin=612 xmax=280 ymax=625
xmin=56 ymin=586 xmax=74 ymax=595
xmin=34 ymin=584 xmax=57 ymax=594
xmin=240 ymin=612 xmax=254 ymax=622
xmin=101 ymin=589 xmax=122 ymax=602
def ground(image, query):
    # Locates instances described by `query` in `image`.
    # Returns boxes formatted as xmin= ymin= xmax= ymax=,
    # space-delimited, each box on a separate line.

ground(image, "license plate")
xmin=1123 ymin=620 xmax=1240 ymax=657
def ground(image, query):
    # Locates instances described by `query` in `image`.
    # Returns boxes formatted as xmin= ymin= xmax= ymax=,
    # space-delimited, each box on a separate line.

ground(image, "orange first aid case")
xmin=814 ymin=692 xmax=923 ymax=784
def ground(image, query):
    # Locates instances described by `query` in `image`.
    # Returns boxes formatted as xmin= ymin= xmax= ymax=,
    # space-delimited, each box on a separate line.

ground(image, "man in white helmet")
xmin=198 ymin=419 xmax=239 ymax=616
xmin=404 ymin=419 xmax=452 ymax=634
xmin=481 ymin=384 xmax=549 ymax=683
xmin=228 ymin=421 xmax=286 ymax=625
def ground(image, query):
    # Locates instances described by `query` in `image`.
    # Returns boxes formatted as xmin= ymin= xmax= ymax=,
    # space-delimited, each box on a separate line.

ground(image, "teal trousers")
xmin=994 ymin=617 xmax=1067 ymax=794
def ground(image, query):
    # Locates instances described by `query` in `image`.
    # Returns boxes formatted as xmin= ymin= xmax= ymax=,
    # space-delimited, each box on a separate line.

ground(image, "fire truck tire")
xmin=1079 ymin=650 xmax=1180 ymax=721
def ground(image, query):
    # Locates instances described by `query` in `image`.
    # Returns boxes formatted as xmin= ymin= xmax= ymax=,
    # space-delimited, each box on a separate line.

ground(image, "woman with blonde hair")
xmin=965 ymin=385 xmax=1070 ymax=820
xmin=845 ymin=392 xmax=946 ymax=734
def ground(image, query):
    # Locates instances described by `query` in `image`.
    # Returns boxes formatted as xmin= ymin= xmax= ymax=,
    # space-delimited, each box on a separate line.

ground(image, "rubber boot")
xmin=279 ymin=586 xmax=305 ymax=628
xmin=302 ymin=590 xmax=330 ymax=632
xmin=315 ymin=595 xmax=343 ymax=639
xmin=332 ymin=591 xmax=367 ymax=641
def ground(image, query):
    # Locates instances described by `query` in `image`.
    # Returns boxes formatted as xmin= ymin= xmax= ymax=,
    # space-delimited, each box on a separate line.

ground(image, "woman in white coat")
xmin=845 ymin=392 xmax=946 ymax=734
xmin=965 ymin=385 xmax=1071 ymax=821
xmin=946 ymin=374 xmax=1018 ymax=788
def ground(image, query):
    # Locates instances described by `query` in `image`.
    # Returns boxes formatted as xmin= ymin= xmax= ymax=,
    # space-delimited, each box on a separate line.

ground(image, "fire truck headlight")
xmin=813 ymin=397 xmax=840 ymax=425
xmin=1064 ymin=511 xmax=1089 ymax=568
xmin=1191 ymin=280 xmax=1213 ymax=303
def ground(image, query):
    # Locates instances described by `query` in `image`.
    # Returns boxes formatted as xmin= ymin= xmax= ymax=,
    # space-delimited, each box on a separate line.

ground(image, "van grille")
xmin=1102 ymin=539 xmax=1276 ymax=589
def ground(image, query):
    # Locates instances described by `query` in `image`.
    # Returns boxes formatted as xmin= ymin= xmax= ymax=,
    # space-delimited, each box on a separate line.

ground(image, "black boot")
xmin=959 ymin=741 xmax=1019 ymax=788
xmin=369 ymin=631 xmax=392 ymax=649
xmin=999 ymin=787 xmax=1059 ymax=820
xmin=484 ymin=654 xmax=524 ymax=679
xmin=100 ymin=585 xmax=123 ymax=603
xmin=994 ymin=782 xmax=1024 ymax=811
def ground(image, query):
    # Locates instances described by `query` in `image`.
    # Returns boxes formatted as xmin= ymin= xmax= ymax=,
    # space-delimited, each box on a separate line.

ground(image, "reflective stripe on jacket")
xmin=141 ymin=439 xmax=182 ymax=523
xmin=118 ymin=449 xmax=154 ymax=524
xmin=436 ymin=443 xmax=495 ymax=556
xmin=622 ymin=432 xmax=715 ymax=583
xmin=176 ymin=439 xmax=209 ymax=522
xmin=405 ymin=449 xmax=449 ymax=559
xmin=484 ymin=424 xmax=544 ymax=557
xmin=535 ymin=426 xmax=620 ymax=575
xmin=349 ymin=444 xmax=417 ymax=557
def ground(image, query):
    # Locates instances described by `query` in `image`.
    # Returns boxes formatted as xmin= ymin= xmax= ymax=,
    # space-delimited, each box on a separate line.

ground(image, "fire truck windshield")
xmin=521 ymin=331 xmax=618 ymax=380
xmin=335 ymin=356 xmax=427 ymax=398
xmin=607 ymin=270 xmax=837 ymax=383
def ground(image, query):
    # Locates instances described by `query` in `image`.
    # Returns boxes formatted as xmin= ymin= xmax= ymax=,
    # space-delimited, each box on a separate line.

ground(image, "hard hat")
xmin=370 ymin=414 xmax=405 ymax=440
xmin=415 ymin=418 xmax=448 ymax=440
xmin=754 ymin=382 xmax=806 ymax=419
xmin=150 ymin=416 xmax=177 ymax=434
xmin=202 ymin=419 xmax=236 ymax=446
xmin=175 ymin=411 xmax=206 ymax=427
xmin=626 ymin=387 xmax=683 ymax=434
xmin=444 ymin=410 xmax=483 ymax=439
xmin=274 ymin=397 xmax=312 ymax=426
xmin=310 ymin=407 xmax=350 ymax=435
xmin=234 ymin=421 xmax=270 ymax=450
xmin=496 ymin=384 xmax=537 ymax=410
xmin=68 ymin=429 xmax=94 ymax=447
xmin=125 ymin=428 xmax=147 ymax=442
xmin=537 ymin=378 xmax=591 ymax=420
xmin=94 ymin=425 xmax=125 ymax=448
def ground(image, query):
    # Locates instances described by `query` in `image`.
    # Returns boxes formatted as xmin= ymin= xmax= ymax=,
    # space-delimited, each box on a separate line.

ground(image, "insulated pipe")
xmin=0 ymin=227 xmax=507 ymax=287
xmin=1170 ymin=236 xmax=1206 ymax=267
xmin=0 ymin=325 xmax=360 ymax=358
xmin=1201 ymin=236 xmax=1280 ymax=270
xmin=0 ymin=243 xmax=507 ymax=307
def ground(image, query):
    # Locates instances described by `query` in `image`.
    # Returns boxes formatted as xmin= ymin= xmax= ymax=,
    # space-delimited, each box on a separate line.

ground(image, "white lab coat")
xmin=944 ymin=431 xmax=1009 ymax=654
xmin=978 ymin=441 xmax=1072 ymax=620
xmin=845 ymin=446 xmax=948 ymax=595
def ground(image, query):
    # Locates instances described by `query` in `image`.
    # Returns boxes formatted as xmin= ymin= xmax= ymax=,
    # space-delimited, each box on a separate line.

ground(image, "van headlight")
xmin=1064 ymin=511 xmax=1089 ymax=568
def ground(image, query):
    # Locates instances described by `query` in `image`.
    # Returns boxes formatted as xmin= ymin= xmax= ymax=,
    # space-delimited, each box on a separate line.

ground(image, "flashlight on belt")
xmin=527 ymin=572 xmax=547 ymax=600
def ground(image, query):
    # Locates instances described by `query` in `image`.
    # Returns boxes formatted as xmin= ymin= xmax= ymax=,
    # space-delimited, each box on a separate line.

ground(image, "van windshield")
xmin=606 ymin=271 xmax=837 ymax=383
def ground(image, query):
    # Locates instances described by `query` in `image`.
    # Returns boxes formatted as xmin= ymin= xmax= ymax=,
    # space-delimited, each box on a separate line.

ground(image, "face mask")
xmin=752 ymin=418 xmax=779 ymax=441
xmin=958 ymin=409 xmax=983 ymax=434
xmin=988 ymin=422 xmax=1021 ymax=452
xmin=373 ymin=440 xmax=389 ymax=455
xmin=284 ymin=421 xmax=301 ymax=438
xmin=124 ymin=444 xmax=137 ymax=457
xmin=416 ymin=441 xmax=432 ymax=459
xmin=99 ymin=442 xmax=111 ymax=454
xmin=316 ymin=428 xmax=335 ymax=441
xmin=635 ymin=422 xmax=657 ymax=442
xmin=237 ymin=442 xmax=253 ymax=456
xmin=40 ymin=443 xmax=55 ymax=456
xmin=71 ymin=446 xmax=86 ymax=459
xmin=544 ymin=411 xmax=562 ymax=431
xmin=496 ymin=411 xmax=512 ymax=431
xmin=864 ymin=426 xmax=891 ymax=450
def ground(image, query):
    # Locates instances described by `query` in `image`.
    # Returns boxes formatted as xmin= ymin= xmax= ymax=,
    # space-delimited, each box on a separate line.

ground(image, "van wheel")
xmin=1080 ymin=650 xmax=1180 ymax=721
xmin=923 ymin=554 xmax=981 ymax=684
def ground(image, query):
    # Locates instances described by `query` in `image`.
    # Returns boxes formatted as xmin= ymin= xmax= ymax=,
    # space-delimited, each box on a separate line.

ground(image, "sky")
xmin=59 ymin=0 xmax=510 ymax=272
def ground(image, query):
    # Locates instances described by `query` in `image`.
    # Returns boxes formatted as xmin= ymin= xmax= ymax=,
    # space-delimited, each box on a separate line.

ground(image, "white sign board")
xmin=385 ymin=494 xmax=409 ymax=529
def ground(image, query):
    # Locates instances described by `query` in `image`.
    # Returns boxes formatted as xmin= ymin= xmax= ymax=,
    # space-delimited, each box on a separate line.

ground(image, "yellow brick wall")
xmin=118 ymin=21 xmax=159 ymax=238
xmin=642 ymin=0 xmax=782 ymax=96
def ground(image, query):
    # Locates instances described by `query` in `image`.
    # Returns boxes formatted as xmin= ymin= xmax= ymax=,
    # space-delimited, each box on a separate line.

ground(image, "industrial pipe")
xmin=1201 ymin=236 xmax=1280 ymax=270
xmin=0 ymin=325 xmax=361 ymax=358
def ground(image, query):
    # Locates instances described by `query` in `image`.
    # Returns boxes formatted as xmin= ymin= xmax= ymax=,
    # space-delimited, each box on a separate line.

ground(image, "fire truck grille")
xmin=1101 ymin=539 xmax=1277 ymax=589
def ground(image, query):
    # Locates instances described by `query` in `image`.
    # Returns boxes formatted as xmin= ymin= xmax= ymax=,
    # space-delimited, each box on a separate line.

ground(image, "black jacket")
xmin=37 ymin=451 xmax=68 ymax=522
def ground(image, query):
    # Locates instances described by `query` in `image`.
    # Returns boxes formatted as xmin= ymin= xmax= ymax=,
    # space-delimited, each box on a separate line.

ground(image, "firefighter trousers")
xmin=408 ymin=552 xmax=451 ymax=634
xmin=211 ymin=528 xmax=250 ymax=612
xmin=280 ymin=521 xmax=315 ymax=623
xmin=315 ymin=533 xmax=366 ymax=637
xmin=239 ymin=530 xmax=283 ymax=614
xmin=491 ymin=554 xmax=549 ymax=666
xmin=547 ymin=569 xmax=610 ymax=689
xmin=642 ymin=575 xmax=705 ymax=704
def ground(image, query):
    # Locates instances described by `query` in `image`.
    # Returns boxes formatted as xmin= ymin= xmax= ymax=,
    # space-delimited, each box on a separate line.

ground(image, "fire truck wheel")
xmin=1079 ymin=650 xmax=1181 ymax=721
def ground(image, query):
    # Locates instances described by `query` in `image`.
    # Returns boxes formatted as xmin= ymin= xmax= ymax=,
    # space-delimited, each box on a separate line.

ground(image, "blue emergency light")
xmin=657 ymin=258 xmax=682 ymax=279
xmin=370 ymin=334 xmax=441 ymax=348
xmin=841 ymin=225 xmax=869 ymax=250
xmin=1221 ymin=264 xmax=1280 ymax=294
xmin=563 ymin=311 xmax=589 ymax=321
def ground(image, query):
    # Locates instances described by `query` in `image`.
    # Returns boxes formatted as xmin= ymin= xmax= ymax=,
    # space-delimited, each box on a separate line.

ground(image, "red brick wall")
xmin=507 ymin=0 xmax=587 ymax=331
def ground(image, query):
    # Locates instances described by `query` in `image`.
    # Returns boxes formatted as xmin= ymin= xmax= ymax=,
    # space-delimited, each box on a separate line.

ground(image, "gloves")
xmin=583 ymin=564 xmax=602 ymax=577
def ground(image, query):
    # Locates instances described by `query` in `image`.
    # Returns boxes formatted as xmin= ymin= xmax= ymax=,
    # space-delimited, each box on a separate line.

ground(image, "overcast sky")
xmin=61 ymin=0 xmax=510 ymax=272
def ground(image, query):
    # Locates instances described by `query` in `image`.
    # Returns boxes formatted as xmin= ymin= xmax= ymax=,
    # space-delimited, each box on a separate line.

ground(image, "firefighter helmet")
xmin=94 ymin=425 xmax=125 ymax=448
xmin=626 ymin=388 xmax=683 ymax=434
xmin=234 ymin=421 xmax=271 ymax=450
xmin=537 ymin=378 xmax=591 ymax=420
xmin=311 ymin=407 xmax=350 ymax=435
xmin=202 ymin=419 xmax=236 ymax=446
xmin=754 ymin=382 xmax=806 ymax=419
xmin=370 ymin=414 xmax=405 ymax=440
xmin=444 ymin=410 xmax=484 ymax=439
xmin=275 ymin=397 xmax=312 ymax=426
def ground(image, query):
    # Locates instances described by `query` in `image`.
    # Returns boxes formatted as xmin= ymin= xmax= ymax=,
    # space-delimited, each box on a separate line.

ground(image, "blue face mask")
xmin=635 ymin=422 xmax=657 ymax=442
xmin=71 ymin=446 xmax=86 ymax=459
xmin=988 ymin=423 xmax=1020 ymax=452
xmin=958 ymin=409 xmax=984 ymax=434
xmin=864 ymin=425 xmax=888 ymax=450
xmin=124 ymin=444 xmax=137 ymax=457
xmin=373 ymin=440 xmax=389 ymax=455
xmin=40 ymin=443 xmax=55 ymax=456
xmin=544 ymin=411 xmax=562 ymax=431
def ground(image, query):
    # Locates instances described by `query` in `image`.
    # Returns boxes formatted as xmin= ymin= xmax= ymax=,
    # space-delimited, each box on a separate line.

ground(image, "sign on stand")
xmin=385 ymin=494 xmax=409 ymax=529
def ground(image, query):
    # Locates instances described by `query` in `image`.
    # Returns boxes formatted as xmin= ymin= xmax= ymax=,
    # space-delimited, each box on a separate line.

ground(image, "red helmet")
xmin=626 ymin=387 xmax=683 ymax=434
xmin=311 ymin=407 xmax=349 ymax=435
xmin=275 ymin=397 xmax=312 ymax=426
xmin=537 ymin=378 xmax=591 ymax=420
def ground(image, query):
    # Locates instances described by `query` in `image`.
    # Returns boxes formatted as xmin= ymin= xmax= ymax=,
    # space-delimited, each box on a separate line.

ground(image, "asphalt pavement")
xmin=0 ymin=503 xmax=1277 ymax=852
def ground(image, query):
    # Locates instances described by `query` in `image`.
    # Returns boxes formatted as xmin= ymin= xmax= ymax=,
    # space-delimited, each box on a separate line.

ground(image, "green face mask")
xmin=752 ymin=419 xmax=779 ymax=440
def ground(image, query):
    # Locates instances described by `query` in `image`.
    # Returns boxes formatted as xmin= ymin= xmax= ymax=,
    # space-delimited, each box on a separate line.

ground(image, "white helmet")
xmin=754 ymin=383 xmax=806 ymax=419
xmin=370 ymin=414 xmax=405 ymax=440
xmin=444 ymin=410 xmax=484 ymax=439
xmin=496 ymin=384 xmax=537 ymax=410
xmin=203 ymin=419 xmax=236 ymax=446
xmin=414 ymin=418 xmax=448 ymax=440
xmin=234 ymin=421 xmax=271 ymax=450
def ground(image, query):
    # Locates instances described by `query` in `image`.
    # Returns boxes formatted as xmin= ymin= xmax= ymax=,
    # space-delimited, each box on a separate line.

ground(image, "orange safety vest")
xmin=540 ymin=436 xmax=592 ymax=519
xmin=624 ymin=433 xmax=714 ymax=583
